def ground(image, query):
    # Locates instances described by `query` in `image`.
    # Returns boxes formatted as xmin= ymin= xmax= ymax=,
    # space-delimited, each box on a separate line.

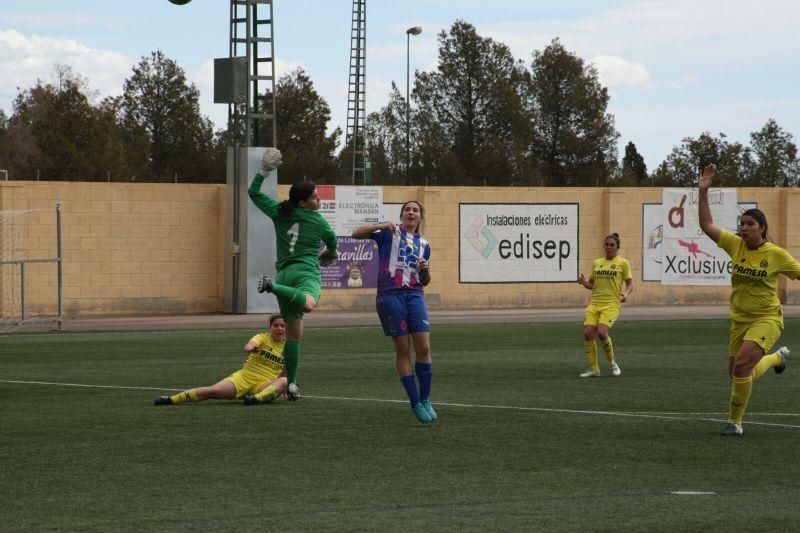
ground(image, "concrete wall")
xmin=1 ymin=181 xmax=225 ymax=318
xmin=3 ymin=180 xmax=800 ymax=317
xmin=322 ymin=186 xmax=800 ymax=311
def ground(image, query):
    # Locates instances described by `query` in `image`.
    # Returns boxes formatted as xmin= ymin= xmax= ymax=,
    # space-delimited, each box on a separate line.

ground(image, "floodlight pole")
xmin=405 ymin=26 xmax=421 ymax=187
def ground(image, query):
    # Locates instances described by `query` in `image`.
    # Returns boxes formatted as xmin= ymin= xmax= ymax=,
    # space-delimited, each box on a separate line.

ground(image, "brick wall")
xmin=3 ymin=181 xmax=799 ymax=317
xmin=1 ymin=181 xmax=225 ymax=317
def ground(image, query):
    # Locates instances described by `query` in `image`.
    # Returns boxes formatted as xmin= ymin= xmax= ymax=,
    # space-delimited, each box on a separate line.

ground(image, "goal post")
xmin=0 ymin=204 xmax=62 ymax=332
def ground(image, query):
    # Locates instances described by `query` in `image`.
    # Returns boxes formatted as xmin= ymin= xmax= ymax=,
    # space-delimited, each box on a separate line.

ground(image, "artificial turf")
xmin=2 ymin=319 xmax=799 ymax=531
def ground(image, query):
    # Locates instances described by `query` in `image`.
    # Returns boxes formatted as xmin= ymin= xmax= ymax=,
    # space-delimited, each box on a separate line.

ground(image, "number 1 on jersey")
xmin=287 ymin=222 xmax=300 ymax=254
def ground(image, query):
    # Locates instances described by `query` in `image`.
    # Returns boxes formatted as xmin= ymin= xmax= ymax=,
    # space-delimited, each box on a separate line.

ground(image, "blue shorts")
xmin=376 ymin=291 xmax=430 ymax=337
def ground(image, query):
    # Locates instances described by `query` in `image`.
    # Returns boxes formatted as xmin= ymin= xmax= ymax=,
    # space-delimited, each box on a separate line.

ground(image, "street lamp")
xmin=405 ymin=26 xmax=422 ymax=186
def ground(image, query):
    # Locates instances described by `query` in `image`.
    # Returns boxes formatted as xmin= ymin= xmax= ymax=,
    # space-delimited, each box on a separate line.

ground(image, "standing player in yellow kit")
xmin=577 ymin=233 xmax=634 ymax=378
xmin=697 ymin=164 xmax=798 ymax=435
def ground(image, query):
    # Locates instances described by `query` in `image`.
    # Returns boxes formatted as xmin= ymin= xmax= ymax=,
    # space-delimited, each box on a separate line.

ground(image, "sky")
xmin=1 ymin=0 xmax=798 ymax=171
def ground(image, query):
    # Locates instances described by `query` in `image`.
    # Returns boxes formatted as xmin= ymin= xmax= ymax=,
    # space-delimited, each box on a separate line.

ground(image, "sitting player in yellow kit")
xmin=154 ymin=314 xmax=288 ymax=406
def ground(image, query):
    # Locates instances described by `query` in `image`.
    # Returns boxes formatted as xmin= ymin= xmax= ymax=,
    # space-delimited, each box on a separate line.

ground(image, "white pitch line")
xmin=629 ymin=411 xmax=800 ymax=417
xmin=3 ymin=379 xmax=800 ymax=429
xmin=0 ymin=379 xmax=182 ymax=392
xmin=0 ymin=325 xmax=376 ymax=339
xmin=671 ymin=491 xmax=716 ymax=495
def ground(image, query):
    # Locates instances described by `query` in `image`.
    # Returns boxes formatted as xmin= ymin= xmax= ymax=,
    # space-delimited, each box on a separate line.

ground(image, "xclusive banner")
xmin=660 ymin=188 xmax=737 ymax=285
xmin=459 ymin=203 xmax=579 ymax=283
xmin=642 ymin=201 xmax=756 ymax=283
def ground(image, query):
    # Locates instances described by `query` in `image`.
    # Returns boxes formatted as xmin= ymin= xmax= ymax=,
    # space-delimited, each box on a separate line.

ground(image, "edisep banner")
xmin=459 ymin=203 xmax=579 ymax=283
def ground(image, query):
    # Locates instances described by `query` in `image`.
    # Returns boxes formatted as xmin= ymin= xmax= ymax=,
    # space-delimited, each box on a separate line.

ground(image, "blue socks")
xmin=415 ymin=362 xmax=432 ymax=401
xmin=400 ymin=375 xmax=420 ymax=406
xmin=400 ymin=362 xmax=433 ymax=406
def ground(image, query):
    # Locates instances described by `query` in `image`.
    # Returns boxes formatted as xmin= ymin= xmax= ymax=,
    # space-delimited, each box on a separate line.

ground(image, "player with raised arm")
xmin=248 ymin=149 xmax=338 ymax=400
xmin=698 ymin=164 xmax=798 ymax=435
xmin=154 ymin=315 xmax=288 ymax=406
xmin=352 ymin=201 xmax=436 ymax=423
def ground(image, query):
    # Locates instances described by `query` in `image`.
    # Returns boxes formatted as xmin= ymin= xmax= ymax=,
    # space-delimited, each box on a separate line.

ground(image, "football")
xmin=168 ymin=0 xmax=192 ymax=5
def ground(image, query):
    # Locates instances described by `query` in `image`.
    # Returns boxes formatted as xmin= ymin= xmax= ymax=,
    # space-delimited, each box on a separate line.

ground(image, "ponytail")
xmin=280 ymin=181 xmax=317 ymax=218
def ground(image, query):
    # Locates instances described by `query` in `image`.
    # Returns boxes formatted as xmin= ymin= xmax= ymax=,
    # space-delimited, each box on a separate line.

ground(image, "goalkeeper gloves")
xmin=318 ymin=248 xmax=338 ymax=267
xmin=261 ymin=148 xmax=283 ymax=173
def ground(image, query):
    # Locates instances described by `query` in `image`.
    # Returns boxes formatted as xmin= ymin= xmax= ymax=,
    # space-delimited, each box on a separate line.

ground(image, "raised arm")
xmin=248 ymin=148 xmax=283 ymax=214
xmin=578 ymin=273 xmax=594 ymax=290
xmin=697 ymin=164 xmax=722 ymax=243
xmin=352 ymin=221 xmax=396 ymax=239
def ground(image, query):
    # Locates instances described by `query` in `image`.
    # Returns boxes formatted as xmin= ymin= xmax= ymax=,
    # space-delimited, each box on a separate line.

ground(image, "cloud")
xmin=0 ymin=29 xmax=131 ymax=111
xmin=591 ymin=55 xmax=650 ymax=89
xmin=480 ymin=1 xmax=800 ymax=82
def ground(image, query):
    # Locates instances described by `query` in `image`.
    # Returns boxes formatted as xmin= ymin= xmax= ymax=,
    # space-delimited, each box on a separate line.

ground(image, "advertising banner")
xmin=642 ymin=201 xmax=756 ymax=282
xmin=459 ymin=203 xmax=579 ymax=283
xmin=660 ymin=188 xmax=737 ymax=285
xmin=315 ymin=185 xmax=384 ymax=289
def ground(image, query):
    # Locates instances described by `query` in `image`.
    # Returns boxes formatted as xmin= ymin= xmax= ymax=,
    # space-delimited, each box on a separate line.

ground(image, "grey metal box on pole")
xmin=213 ymin=57 xmax=247 ymax=104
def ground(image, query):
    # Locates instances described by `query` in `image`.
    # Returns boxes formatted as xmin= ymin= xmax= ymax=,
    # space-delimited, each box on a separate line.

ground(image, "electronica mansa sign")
xmin=459 ymin=203 xmax=579 ymax=283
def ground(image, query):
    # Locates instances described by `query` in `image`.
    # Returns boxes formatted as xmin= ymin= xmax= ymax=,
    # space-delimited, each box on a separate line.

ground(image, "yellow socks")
xmin=752 ymin=353 xmax=781 ymax=380
xmin=254 ymin=384 xmax=280 ymax=403
xmin=170 ymin=389 xmax=199 ymax=404
xmin=584 ymin=340 xmax=598 ymax=370
xmin=728 ymin=375 xmax=752 ymax=425
xmin=601 ymin=337 xmax=615 ymax=364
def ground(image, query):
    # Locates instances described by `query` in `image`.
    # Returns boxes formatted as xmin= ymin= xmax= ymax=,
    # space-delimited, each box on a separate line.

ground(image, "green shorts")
xmin=728 ymin=318 xmax=783 ymax=358
xmin=275 ymin=263 xmax=322 ymax=321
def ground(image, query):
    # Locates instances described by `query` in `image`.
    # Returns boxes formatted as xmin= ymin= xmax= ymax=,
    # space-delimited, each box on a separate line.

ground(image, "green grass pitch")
xmin=2 ymin=318 xmax=799 ymax=531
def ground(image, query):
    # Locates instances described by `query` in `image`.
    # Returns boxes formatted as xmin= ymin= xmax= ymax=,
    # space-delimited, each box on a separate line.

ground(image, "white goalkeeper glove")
xmin=261 ymin=148 xmax=283 ymax=173
xmin=318 ymin=248 xmax=338 ymax=267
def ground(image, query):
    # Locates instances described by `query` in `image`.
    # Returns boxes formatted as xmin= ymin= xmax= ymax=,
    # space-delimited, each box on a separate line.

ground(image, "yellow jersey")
xmin=589 ymin=255 xmax=632 ymax=306
xmin=240 ymin=333 xmax=286 ymax=382
xmin=717 ymin=229 xmax=800 ymax=323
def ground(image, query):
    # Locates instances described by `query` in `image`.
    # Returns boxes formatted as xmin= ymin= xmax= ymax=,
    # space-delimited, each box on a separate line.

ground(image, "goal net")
xmin=0 ymin=208 xmax=61 ymax=332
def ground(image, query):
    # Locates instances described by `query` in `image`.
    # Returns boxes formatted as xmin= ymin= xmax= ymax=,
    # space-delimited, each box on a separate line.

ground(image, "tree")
xmin=620 ymin=141 xmax=648 ymax=185
xmin=270 ymin=68 xmax=340 ymax=184
xmin=5 ymin=65 xmax=134 ymax=181
xmin=747 ymin=119 xmax=800 ymax=187
xmin=118 ymin=50 xmax=220 ymax=182
xmin=651 ymin=132 xmax=751 ymax=187
xmin=527 ymin=39 xmax=620 ymax=186
xmin=0 ymin=109 xmax=9 ymax=172
xmin=414 ymin=20 xmax=533 ymax=186
xmin=364 ymin=83 xmax=406 ymax=184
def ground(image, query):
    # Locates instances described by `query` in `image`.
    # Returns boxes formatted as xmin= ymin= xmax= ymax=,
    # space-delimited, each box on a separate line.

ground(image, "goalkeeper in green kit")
xmin=248 ymin=148 xmax=338 ymax=400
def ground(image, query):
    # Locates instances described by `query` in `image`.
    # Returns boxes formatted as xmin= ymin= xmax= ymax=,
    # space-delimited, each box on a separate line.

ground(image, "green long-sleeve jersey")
xmin=248 ymin=173 xmax=338 ymax=272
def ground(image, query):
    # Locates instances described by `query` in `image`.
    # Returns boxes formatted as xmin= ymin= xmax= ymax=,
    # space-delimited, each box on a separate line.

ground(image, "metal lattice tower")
xmin=346 ymin=0 xmax=367 ymax=184
xmin=228 ymin=0 xmax=277 ymax=148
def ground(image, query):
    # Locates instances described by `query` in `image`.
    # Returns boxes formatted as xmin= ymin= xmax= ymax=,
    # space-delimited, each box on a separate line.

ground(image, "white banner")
xmin=660 ymin=188 xmax=737 ymax=285
xmin=459 ymin=203 xmax=579 ymax=283
xmin=333 ymin=186 xmax=383 ymax=236
xmin=642 ymin=204 xmax=663 ymax=282
xmin=643 ymin=201 xmax=756 ymax=283
xmin=317 ymin=185 xmax=383 ymax=236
